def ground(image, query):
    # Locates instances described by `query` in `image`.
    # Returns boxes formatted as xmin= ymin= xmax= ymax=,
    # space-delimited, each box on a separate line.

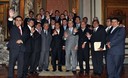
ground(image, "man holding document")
xmin=89 ymin=20 xmax=106 ymax=77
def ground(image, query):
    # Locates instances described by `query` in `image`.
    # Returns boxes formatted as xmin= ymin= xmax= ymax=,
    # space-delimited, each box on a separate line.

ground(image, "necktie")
xmin=18 ymin=26 xmax=22 ymax=35
xmin=69 ymin=28 xmax=72 ymax=33
xmin=93 ymin=28 xmax=96 ymax=32
xmin=45 ymin=30 xmax=47 ymax=35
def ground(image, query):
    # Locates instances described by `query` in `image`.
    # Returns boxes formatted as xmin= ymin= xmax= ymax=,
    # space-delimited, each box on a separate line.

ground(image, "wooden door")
xmin=0 ymin=2 xmax=9 ymax=40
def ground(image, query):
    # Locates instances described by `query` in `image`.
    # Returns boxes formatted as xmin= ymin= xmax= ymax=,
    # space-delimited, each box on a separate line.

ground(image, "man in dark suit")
xmin=29 ymin=22 xmax=42 ymax=74
xmin=90 ymin=20 xmax=106 ymax=77
xmin=74 ymin=16 xmax=81 ymax=29
xmin=24 ymin=10 xmax=35 ymax=27
xmin=61 ymin=18 xmax=68 ymax=65
xmin=51 ymin=22 xmax=63 ymax=71
xmin=8 ymin=16 xmax=26 ymax=78
xmin=82 ymin=17 xmax=91 ymax=29
xmin=77 ymin=21 xmax=91 ymax=75
xmin=23 ymin=18 xmax=35 ymax=78
xmin=39 ymin=23 xmax=52 ymax=71
xmin=104 ymin=18 xmax=112 ymax=65
xmin=106 ymin=18 xmax=125 ymax=78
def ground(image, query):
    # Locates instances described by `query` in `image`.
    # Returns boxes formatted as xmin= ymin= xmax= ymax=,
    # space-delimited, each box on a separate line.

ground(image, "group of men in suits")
xmin=7 ymin=8 xmax=125 ymax=78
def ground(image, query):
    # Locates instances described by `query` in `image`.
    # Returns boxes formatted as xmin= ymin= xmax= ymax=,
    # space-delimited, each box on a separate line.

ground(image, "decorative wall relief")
xmin=24 ymin=0 xmax=34 ymax=18
xmin=9 ymin=0 xmax=19 ymax=17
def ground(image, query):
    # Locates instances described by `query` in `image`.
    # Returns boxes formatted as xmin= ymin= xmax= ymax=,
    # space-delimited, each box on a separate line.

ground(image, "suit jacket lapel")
xmin=111 ymin=27 xmax=119 ymax=34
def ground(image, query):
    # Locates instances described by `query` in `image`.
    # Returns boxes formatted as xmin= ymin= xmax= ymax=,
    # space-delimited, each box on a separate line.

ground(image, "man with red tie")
xmin=8 ymin=16 xmax=26 ymax=78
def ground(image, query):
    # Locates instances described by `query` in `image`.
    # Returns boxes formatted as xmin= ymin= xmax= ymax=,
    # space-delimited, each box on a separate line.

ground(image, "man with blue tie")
xmin=106 ymin=17 xmax=125 ymax=78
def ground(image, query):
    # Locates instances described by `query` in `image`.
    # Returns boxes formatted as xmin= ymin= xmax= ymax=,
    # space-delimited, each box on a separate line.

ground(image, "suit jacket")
xmin=107 ymin=27 xmax=125 ymax=55
xmin=51 ymin=29 xmax=63 ymax=49
xmin=78 ymin=27 xmax=91 ymax=49
xmin=8 ymin=25 xmax=26 ymax=52
xmin=65 ymin=28 xmax=79 ymax=50
xmin=23 ymin=26 xmax=33 ymax=53
xmin=41 ymin=30 xmax=52 ymax=52
xmin=90 ymin=26 xmax=106 ymax=51
xmin=32 ymin=30 xmax=42 ymax=53
xmin=7 ymin=20 xmax=13 ymax=31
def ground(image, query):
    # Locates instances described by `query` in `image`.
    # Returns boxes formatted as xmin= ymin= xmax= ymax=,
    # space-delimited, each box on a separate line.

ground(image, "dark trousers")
xmin=51 ymin=48 xmax=62 ymax=70
xmin=77 ymin=48 xmax=90 ymax=73
xmin=61 ymin=49 xmax=65 ymax=65
xmin=29 ymin=51 xmax=40 ymax=72
xmin=107 ymin=54 xmax=124 ymax=78
xmin=8 ymin=49 xmax=24 ymax=78
xmin=23 ymin=52 xmax=32 ymax=77
xmin=92 ymin=51 xmax=103 ymax=74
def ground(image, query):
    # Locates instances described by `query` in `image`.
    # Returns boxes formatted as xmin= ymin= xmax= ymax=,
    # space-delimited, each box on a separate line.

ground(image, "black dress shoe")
xmin=52 ymin=69 xmax=56 ymax=72
xmin=72 ymin=71 xmax=77 ymax=74
xmin=29 ymin=71 xmax=34 ymax=75
xmin=45 ymin=69 xmax=49 ymax=71
xmin=66 ymin=70 xmax=70 ymax=72
xmin=34 ymin=71 xmax=38 ymax=74
xmin=38 ymin=69 xmax=42 ymax=72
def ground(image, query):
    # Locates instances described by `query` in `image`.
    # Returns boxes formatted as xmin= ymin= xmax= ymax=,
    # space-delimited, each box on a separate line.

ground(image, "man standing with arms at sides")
xmin=64 ymin=21 xmax=78 ymax=74
xmin=106 ymin=18 xmax=125 ymax=78
xmin=77 ymin=21 xmax=91 ymax=75
xmin=104 ymin=18 xmax=112 ymax=65
xmin=39 ymin=23 xmax=52 ymax=72
xmin=8 ymin=16 xmax=25 ymax=78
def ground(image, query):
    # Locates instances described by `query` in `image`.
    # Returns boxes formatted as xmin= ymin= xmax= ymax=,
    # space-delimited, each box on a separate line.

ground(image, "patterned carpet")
xmin=39 ymin=71 xmax=73 ymax=76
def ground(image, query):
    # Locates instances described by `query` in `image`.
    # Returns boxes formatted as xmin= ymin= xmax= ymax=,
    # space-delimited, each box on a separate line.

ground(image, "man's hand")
xmin=98 ymin=48 xmax=103 ymax=51
xmin=64 ymin=32 xmax=68 ymax=38
xmin=52 ymin=30 xmax=58 ymax=36
xmin=62 ymin=46 xmax=65 ymax=50
xmin=9 ymin=9 xmax=15 ymax=18
xmin=82 ymin=43 xmax=86 ymax=49
xmin=74 ymin=46 xmax=78 ymax=50
xmin=31 ymin=27 xmax=35 ymax=33
xmin=107 ymin=42 xmax=111 ymax=49
xmin=72 ymin=8 xmax=76 ymax=13
xmin=16 ymin=40 xmax=23 ymax=44
xmin=86 ymin=32 xmax=92 ymax=39
xmin=73 ymin=28 xmax=78 ymax=33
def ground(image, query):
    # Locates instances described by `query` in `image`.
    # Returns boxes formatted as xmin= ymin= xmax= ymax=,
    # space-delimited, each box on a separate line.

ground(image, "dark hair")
xmin=62 ymin=18 xmax=67 ymax=21
xmin=36 ymin=14 xmax=42 ymax=17
xmin=83 ymin=17 xmax=88 ymax=21
xmin=92 ymin=20 xmax=99 ymax=24
xmin=111 ymin=17 xmax=120 ymax=22
xmin=55 ymin=22 xmax=61 ymax=25
xmin=29 ymin=10 xmax=34 ymax=14
xmin=75 ymin=16 xmax=81 ymax=20
xmin=39 ymin=8 xmax=45 ymax=12
xmin=55 ymin=10 xmax=60 ymax=13
xmin=36 ymin=22 xmax=41 ymax=26
xmin=14 ymin=15 xmax=23 ymax=20
xmin=27 ymin=18 xmax=35 ymax=22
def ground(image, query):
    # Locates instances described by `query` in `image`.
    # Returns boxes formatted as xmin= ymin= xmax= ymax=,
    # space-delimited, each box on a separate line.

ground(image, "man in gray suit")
xmin=39 ymin=23 xmax=52 ymax=71
xmin=64 ymin=21 xmax=78 ymax=74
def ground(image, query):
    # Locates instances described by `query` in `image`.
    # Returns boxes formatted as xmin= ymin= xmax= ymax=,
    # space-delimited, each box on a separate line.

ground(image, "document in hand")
xmin=94 ymin=42 xmax=106 ymax=51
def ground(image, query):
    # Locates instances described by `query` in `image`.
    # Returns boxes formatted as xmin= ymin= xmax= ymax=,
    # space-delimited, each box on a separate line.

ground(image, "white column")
xmin=83 ymin=0 xmax=91 ymax=24
xmin=95 ymin=0 xmax=102 ymax=24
